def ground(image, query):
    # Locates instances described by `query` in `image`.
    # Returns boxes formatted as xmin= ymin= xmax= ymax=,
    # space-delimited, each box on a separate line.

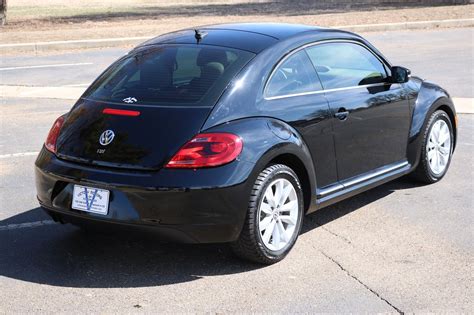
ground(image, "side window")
xmin=266 ymin=50 xmax=322 ymax=98
xmin=305 ymin=42 xmax=388 ymax=90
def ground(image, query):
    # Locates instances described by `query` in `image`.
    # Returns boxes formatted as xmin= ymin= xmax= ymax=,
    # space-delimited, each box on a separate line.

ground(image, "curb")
xmin=453 ymin=98 xmax=474 ymax=114
xmin=1 ymin=18 xmax=473 ymax=54
xmin=0 ymin=36 xmax=152 ymax=54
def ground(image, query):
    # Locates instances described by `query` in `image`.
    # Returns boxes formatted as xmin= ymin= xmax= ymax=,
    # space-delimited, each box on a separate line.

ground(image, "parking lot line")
xmin=0 ymin=63 xmax=93 ymax=71
xmin=0 ymin=220 xmax=56 ymax=231
xmin=0 ymin=152 xmax=39 ymax=159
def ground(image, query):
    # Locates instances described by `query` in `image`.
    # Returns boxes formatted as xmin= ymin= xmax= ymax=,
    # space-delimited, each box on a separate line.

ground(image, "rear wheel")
xmin=231 ymin=164 xmax=304 ymax=264
xmin=412 ymin=110 xmax=454 ymax=183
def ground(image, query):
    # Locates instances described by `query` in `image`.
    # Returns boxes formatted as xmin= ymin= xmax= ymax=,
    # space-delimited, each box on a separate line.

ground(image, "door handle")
xmin=334 ymin=108 xmax=349 ymax=121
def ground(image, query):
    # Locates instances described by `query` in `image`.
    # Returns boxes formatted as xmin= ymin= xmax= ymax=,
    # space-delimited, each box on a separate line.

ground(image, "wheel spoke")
xmin=439 ymin=146 xmax=449 ymax=155
xmin=260 ymin=202 xmax=272 ymax=215
xmin=279 ymin=215 xmax=296 ymax=226
xmin=431 ymin=150 xmax=438 ymax=172
xmin=438 ymin=151 xmax=447 ymax=166
xmin=433 ymin=122 xmax=441 ymax=142
xmin=276 ymin=220 xmax=288 ymax=242
xmin=280 ymin=200 xmax=297 ymax=212
xmin=436 ymin=151 xmax=441 ymax=172
xmin=264 ymin=189 xmax=276 ymax=208
xmin=279 ymin=183 xmax=292 ymax=206
xmin=262 ymin=220 xmax=275 ymax=244
xmin=259 ymin=216 xmax=273 ymax=231
xmin=428 ymin=138 xmax=436 ymax=150
xmin=428 ymin=149 xmax=436 ymax=161
xmin=271 ymin=220 xmax=281 ymax=247
xmin=274 ymin=180 xmax=284 ymax=206
xmin=438 ymin=125 xmax=450 ymax=145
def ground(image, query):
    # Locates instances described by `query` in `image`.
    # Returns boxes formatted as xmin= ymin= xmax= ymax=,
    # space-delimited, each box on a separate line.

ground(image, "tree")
xmin=0 ymin=0 xmax=6 ymax=26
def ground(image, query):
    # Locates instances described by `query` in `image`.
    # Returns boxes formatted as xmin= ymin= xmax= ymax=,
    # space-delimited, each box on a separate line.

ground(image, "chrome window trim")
xmin=265 ymin=82 xmax=391 ymax=101
xmin=263 ymin=39 xmax=392 ymax=101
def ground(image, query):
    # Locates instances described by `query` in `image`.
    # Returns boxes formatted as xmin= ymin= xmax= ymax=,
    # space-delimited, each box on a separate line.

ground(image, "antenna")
xmin=194 ymin=29 xmax=207 ymax=43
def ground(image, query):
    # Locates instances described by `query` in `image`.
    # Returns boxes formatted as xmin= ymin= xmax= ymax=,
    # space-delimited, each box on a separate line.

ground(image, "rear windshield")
xmin=82 ymin=45 xmax=254 ymax=106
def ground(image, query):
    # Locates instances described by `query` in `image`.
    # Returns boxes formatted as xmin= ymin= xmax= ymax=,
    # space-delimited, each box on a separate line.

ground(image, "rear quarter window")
xmin=265 ymin=50 xmax=322 ymax=98
xmin=83 ymin=45 xmax=254 ymax=106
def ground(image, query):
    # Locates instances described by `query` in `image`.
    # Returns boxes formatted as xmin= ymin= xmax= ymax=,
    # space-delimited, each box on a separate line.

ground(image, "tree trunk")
xmin=0 ymin=0 xmax=7 ymax=26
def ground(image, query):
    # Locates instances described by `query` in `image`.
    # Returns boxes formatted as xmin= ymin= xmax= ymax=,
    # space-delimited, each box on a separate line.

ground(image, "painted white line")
xmin=0 ymin=36 xmax=151 ymax=48
xmin=3 ymin=110 xmax=67 ymax=118
xmin=0 ymin=151 xmax=39 ymax=159
xmin=0 ymin=62 xmax=93 ymax=71
xmin=0 ymin=220 xmax=56 ymax=231
xmin=1 ymin=85 xmax=85 ymax=100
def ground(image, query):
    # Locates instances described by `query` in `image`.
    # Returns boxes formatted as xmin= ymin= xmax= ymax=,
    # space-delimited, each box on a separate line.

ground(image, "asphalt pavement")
xmin=0 ymin=28 xmax=473 ymax=313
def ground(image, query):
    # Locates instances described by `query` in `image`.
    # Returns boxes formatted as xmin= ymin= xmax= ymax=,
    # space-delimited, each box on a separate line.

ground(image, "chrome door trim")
xmin=317 ymin=161 xmax=409 ymax=198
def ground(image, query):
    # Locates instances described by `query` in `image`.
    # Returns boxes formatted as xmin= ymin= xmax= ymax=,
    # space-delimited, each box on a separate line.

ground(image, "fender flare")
xmin=203 ymin=117 xmax=318 ymax=211
xmin=407 ymin=81 xmax=457 ymax=169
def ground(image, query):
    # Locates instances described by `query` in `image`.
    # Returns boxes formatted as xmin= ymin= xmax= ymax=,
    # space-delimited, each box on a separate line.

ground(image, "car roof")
xmin=138 ymin=23 xmax=356 ymax=54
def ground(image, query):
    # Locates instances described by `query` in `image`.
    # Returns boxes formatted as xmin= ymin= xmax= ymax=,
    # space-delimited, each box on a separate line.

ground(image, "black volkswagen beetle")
xmin=36 ymin=23 xmax=457 ymax=264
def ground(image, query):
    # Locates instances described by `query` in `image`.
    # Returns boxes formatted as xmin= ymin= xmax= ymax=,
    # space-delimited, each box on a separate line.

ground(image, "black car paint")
xmin=56 ymin=99 xmax=213 ymax=170
xmin=35 ymin=23 xmax=457 ymax=243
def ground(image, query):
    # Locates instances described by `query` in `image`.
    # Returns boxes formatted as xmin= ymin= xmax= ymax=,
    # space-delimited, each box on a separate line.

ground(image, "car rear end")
xmin=35 ymin=43 xmax=256 ymax=243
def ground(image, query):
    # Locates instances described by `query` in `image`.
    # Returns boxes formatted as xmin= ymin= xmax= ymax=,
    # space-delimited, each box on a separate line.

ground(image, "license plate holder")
xmin=72 ymin=184 xmax=110 ymax=215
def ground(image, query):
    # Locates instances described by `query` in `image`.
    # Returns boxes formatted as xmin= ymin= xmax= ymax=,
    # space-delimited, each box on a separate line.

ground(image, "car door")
xmin=305 ymin=41 xmax=411 ymax=182
xmin=263 ymin=50 xmax=338 ymax=189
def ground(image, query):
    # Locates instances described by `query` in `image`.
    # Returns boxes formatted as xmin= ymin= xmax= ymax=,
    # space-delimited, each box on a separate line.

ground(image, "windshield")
xmin=82 ymin=45 xmax=254 ymax=106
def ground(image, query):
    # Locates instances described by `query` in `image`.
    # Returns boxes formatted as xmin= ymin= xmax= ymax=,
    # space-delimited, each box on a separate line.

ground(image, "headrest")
xmin=201 ymin=62 xmax=225 ymax=78
xmin=196 ymin=48 xmax=228 ymax=67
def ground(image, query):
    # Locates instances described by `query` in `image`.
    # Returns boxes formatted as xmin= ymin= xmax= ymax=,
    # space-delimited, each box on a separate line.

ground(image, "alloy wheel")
xmin=258 ymin=178 xmax=299 ymax=251
xmin=427 ymin=119 xmax=451 ymax=175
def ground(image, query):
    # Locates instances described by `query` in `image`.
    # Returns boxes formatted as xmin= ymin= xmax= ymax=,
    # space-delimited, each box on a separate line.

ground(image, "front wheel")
xmin=231 ymin=164 xmax=304 ymax=264
xmin=412 ymin=110 xmax=454 ymax=183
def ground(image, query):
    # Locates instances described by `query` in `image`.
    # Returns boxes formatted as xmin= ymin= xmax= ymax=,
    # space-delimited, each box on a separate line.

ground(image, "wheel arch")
xmin=407 ymin=81 xmax=457 ymax=169
xmin=267 ymin=153 xmax=312 ymax=214
xmin=203 ymin=117 xmax=318 ymax=213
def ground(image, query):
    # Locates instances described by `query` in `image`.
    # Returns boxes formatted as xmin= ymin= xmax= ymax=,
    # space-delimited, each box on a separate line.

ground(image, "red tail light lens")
xmin=45 ymin=115 xmax=65 ymax=154
xmin=166 ymin=133 xmax=243 ymax=168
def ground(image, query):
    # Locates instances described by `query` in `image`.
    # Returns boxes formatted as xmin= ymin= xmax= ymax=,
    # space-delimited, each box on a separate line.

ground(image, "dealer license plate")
xmin=72 ymin=184 xmax=110 ymax=215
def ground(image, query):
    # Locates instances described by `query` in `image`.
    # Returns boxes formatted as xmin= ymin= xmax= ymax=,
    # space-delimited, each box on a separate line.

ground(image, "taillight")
xmin=165 ymin=133 xmax=243 ymax=168
xmin=103 ymin=108 xmax=140 ymax=116
xmin=45 ymin=115 xmax=65 ymax=154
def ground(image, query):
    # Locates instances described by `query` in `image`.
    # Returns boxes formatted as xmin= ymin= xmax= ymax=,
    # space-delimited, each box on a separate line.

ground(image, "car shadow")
xmin=0 ymin=177 xmax=419 ymax=288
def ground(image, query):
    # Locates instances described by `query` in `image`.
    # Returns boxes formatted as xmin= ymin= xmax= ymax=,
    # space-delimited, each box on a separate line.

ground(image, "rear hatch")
xmin=55 ymin=44 xmax=254 ymax=170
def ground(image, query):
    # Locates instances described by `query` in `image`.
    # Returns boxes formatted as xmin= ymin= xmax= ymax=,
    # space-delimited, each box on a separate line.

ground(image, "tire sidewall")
xmin=252 ymin=166 xmax=304 ymax=261
xmin=423 ymin=111 xmax=454 ymax=182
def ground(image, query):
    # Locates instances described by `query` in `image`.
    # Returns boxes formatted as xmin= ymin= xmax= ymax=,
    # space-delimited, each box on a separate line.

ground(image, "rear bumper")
xmin=35 ymin=148 xmax=256 ymax=243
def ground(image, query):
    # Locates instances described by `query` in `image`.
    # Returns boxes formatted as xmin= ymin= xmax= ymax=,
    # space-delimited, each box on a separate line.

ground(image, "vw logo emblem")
xmin=123 ymin=97 xmax=137 ymax=104
xmin=99 ymin=130 xmax=115 ymax=146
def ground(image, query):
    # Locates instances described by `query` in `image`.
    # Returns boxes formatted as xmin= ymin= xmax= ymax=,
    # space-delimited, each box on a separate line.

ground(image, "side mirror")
xmin=390 ymin=66 xmax=411 ymax=83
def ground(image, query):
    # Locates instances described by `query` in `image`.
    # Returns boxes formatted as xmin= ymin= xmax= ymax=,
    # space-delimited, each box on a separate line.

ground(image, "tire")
xmin=411 ymin=110 xmax=454 ymax=184
xmin=231 ymin=164 xmax=304 ymax=264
